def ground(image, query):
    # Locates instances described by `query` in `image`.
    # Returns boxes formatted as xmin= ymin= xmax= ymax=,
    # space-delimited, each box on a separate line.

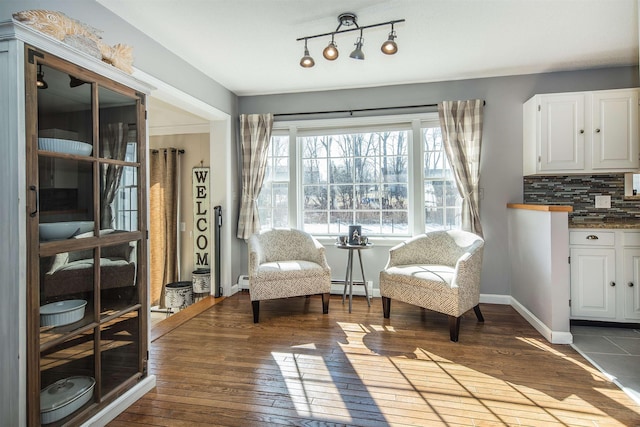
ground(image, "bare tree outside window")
xmin=302 ymin=130 xmax=409 ymax=236
xmin=256 ymin=117 xmax=461 ymax=237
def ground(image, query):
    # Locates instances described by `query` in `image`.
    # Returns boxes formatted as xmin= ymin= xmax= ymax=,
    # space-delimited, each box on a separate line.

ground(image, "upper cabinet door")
xmin=591 ymin=89 xmax=639 ymax=170
xmin=539 ymin=93 xmax=586 ymax=172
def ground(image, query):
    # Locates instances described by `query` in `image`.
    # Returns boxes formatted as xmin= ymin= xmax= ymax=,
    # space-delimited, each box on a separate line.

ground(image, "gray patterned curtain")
xmin=237 ymin=114 xmax=273 ymax=239
xmin=100 ymin=122 xmax=128 ymax=229
xmin=438 ymin=100 xmax=484 ymax=237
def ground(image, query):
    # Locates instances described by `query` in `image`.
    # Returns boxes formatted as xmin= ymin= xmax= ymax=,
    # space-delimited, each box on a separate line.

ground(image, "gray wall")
xmin=0 ymin=0 xmax=237 ymax=116
xmin=238 ymin=66 xmax=639 ymax=296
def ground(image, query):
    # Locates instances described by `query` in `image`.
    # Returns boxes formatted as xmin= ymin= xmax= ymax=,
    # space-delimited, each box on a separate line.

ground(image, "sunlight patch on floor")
xmin=272 ymin=351 xmax=351 ymax=421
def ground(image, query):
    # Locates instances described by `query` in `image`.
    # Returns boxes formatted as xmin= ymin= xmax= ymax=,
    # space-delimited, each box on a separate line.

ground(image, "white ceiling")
xmin=98 ymin=0 xmax=639 ymax=97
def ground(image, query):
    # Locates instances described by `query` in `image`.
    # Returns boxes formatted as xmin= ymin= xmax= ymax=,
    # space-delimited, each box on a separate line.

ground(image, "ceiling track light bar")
xmin=296 ymin=18 xmax=405 ymax=42
xmin=298 ymin=13 xmax=405 ymax=67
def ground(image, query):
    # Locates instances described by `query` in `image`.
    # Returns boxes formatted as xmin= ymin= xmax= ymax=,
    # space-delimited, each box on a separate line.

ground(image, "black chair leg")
xmin=382 ymin=296 xmax=391 ymax=318
xmin=473 ymin=304 xmax=484 ymax=322
xmin=252 ymin=300 xmax=260 ymax=323
xmin=321 ymin=292 xmax=330 ymax=314
xmin=449 ymin=316 xmax=460 ymax=342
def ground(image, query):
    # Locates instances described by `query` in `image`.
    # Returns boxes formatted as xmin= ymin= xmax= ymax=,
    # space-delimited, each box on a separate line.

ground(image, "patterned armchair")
xmin=379 ymin=230 xmax=485 ymax=342
xmin=248 ymin=228 xmax=331 ymax=322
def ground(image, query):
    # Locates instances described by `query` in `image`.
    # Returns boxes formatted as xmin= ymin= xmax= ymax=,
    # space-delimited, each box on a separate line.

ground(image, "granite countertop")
xmin=507 ymin=203 xmax=639 ymax=229
xmin=569 ymin=218 xmax=640 ymax=229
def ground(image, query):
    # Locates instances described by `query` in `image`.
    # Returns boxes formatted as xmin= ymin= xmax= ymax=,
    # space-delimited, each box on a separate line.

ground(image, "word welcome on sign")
xmin=193 ymin=167 xmax=210 ymax=267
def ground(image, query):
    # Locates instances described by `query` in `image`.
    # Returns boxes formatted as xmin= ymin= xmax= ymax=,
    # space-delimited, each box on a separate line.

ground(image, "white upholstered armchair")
xmin=248 ymin=228 xmax=331 ymax=323
xmin=379 ymin=230 xmax=485 ymax=342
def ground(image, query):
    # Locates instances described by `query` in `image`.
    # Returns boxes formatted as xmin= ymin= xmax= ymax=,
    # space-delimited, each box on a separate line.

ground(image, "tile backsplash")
xmin=523 ymin=174 xmax=640 ymax=220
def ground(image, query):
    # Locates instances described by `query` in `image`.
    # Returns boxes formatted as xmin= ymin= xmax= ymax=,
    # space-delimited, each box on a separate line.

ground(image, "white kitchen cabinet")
xmin=523 ymin=88 xmax=639 ymax=175
xmin=570 ymin=229 xmax=640 ymax=322
xmin=591 ymin=90 xmax=639 ymax=170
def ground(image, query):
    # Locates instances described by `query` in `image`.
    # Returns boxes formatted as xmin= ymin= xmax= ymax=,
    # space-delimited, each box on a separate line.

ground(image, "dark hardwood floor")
xmin=110 ymin=292 xmax=640 ymax=426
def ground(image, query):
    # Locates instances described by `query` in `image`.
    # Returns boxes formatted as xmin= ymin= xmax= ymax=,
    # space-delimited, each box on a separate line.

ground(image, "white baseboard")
xmin=479 ymin=293 xmax=510 ymax=305
xmin=227 ymin=283 xmax=239 ymax=296
xmin=511 ymin=297 xmax=573 ymax=344
xmin=82 ymin=375 xmax=156 ymax=427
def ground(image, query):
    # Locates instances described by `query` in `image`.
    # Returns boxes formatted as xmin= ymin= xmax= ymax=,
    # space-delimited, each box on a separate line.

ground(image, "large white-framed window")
xmin=257 ymin=134 xmax=290 ymax=229
xmin=257 ymin=113 xmax=461 ymax=237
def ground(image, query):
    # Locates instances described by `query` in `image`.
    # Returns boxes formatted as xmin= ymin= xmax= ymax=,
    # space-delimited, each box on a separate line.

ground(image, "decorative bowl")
xmin=38 ymin=138 xmax=92 ymax=156
xmin=39 ymin=221 xmax=94 ymax=241
xmin=40 ymin=299 xmax=87 ymax=327
xmin=40 ymin=376 xmax=95 ymax=424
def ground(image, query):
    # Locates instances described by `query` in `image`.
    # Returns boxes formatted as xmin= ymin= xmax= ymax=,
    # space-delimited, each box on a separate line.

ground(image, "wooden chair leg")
xmin=321 ymin=292 xmax=330 ymax=314
xmin=473 ymin=304 xmax=484 ymax=322
xmin=382 ymin=296 xmax=391 ymax=318
xmin=252 ymin=300 xmax=260 ymax=323
xmin=449 ymin=316 xmax=460 ymax=342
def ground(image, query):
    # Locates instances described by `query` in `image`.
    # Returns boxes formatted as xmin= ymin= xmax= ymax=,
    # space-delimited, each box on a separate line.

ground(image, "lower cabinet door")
xmin=623 ymin=248 xmax=640 ymax=321
xmin=570 ymin=247 xmax=616 ymax=319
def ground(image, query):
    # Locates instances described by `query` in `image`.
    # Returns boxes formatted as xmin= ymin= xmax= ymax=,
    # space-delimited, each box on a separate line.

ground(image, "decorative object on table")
xmin=40 ymin=299 xmax=87 ymax=327
xmin=358 ymin=235 xmax=368 ymax=245
xmin=379 ymin=230 xmax=485 ymax=342
xmin=12 ymin=10 xmax=134 ymax=73
xmin=348 ymin=225 xmax=361 ymax=245
xmin=336 ymin=235 xmax=348 ymax=246
xmin=40 ymin=376 xmax=95 ymax=424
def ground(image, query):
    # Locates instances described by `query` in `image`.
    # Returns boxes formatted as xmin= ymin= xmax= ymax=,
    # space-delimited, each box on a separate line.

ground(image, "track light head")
xmin=323 ymin=35 xmax=339 ymax=60
xmin=381 ymin=30 xmax=398 ymax=55
xmin=300 ymin=40 xmax=315 ymax=68
xmin=349 ymin=32 xmax=365 ymax=60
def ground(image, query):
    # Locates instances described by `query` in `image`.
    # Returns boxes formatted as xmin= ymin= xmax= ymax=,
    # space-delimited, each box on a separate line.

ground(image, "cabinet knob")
xmin=629 ymin=282 xmax=635 ymax=287
xmin=610 ymin=281 xmax=616 ymax=287
xmin=595 ymin=128 xmax=601 ymax=133
xmin=579 ymin=129 xmax=584 ymax=134
xmin=586 ymin=235 xmax=599 ymax=240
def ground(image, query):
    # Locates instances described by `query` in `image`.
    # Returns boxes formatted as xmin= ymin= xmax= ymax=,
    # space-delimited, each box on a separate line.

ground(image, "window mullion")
xmin=289 ymin=125 xmax=298 ymax=228
xmin=410 ymin=119 xmax=422 ymax=235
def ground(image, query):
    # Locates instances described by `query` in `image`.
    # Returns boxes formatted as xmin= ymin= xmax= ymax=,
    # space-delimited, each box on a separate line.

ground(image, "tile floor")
xmin=571 ymin=325 xmax=640 ymax=406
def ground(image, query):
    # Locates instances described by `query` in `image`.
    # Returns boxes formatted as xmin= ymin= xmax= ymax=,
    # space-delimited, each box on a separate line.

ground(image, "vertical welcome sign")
xmin=193 ymin=167 xmax=210 ymax=267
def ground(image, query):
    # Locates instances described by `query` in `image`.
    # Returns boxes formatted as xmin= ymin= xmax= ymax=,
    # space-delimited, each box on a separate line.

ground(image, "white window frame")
xmin=261 ymin=112 xmax=458 ymax=239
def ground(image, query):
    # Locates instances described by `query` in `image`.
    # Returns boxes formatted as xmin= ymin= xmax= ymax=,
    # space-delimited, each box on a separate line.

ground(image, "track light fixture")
xmin=323 ymin=34 xmax=338 ymax=60
xmin=381 ymin=23 xmax=398 ymax=55
xmin=299 ymin=39 xmax=315 ymax=68
xmin=36 ymin=64 xmax=48 ymax=89
xmin=349 ymin=29 xmax=365 ymax=60
xmin=297 ymin=13 xmax=404 ymax=68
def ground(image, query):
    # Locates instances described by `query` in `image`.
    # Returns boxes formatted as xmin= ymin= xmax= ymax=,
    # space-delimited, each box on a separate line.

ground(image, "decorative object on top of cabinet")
xmin=523 ymin=88 xmax=639 ymax=175
xmin=12 ymin=10 xmax=134 ymax=73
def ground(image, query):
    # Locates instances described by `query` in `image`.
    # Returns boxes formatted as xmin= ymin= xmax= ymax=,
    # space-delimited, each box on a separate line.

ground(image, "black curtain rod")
xmin=151 ymin=148 xmax=185 ymax=154
xmin=273 ymin=100 xmax=485 ymax=118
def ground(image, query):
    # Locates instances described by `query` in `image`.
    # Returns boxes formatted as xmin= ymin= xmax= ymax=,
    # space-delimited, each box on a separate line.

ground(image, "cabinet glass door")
xmin=27 ymin=47 xmax=147 ymax=426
